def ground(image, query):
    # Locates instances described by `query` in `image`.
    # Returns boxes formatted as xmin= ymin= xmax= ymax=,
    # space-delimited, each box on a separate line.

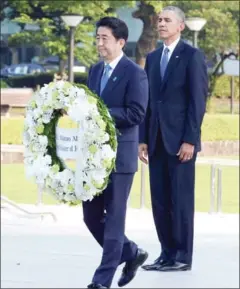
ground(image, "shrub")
xmin=212 ymin=75 xmax=239 ymax=99
xmin=4 ymin=72 xmax=88 ymax=89
xmin=0 ymin=79 xmax=9 ymax=88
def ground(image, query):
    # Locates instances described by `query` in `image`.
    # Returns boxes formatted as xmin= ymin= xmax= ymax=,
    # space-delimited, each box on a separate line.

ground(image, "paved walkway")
xmin=1 ymin=204 xmax=239 ymax=288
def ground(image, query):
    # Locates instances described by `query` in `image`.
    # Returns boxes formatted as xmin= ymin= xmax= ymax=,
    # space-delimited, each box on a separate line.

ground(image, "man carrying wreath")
xmin=83 ymin=17 xmax=149 ymax=289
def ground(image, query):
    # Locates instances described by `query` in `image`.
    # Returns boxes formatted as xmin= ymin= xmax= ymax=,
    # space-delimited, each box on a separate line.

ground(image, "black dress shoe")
xmin=118 ymin=248 xmax=148 ymax=287
xmin=87 ymin=283 xmax=108 ymax=288
xmin=159 ymin=261 xmax=191 ymax=272
xmin=142 ymin=257 xmax=172 ymax=271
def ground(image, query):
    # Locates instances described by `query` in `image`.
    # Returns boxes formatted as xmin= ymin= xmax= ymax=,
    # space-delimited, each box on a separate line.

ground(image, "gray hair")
xmin=162 ymin=6 xmax=185 ymax=23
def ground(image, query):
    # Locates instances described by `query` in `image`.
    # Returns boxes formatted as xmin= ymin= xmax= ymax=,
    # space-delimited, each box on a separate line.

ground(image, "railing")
xmin=1 ymin=195 xmax=57 ymax=221
xmin=138 ymin=158 xmax=239 ymax=213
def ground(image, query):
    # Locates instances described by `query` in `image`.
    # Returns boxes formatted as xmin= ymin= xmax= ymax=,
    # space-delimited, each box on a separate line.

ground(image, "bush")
xmin=1 ymin=114 xmax=239 ymax=145
xmin=4 ymin=72 xmax=88 ymax=89
xmin=212 ymin=75 xmax=239 ymax=99
xmin=0 ymin=79 xmax=9 ymax=88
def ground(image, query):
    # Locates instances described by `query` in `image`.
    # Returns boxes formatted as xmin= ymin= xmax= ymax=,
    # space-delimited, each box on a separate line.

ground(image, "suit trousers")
xmin=149 ymin=132 xmax=196 ymax=265
xmin=82 ymin=173 xmax=138 ymax=287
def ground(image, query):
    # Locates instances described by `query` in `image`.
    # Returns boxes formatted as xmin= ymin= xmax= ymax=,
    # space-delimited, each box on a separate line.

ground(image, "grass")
xmin=1 ymin=162 xmax=239 ymax=214
xmin=207 ymin=98 xmax=239 ymax=114
xmin=1 ymin=113 xmax=239 ymax=145
xmin=201 ymin=114 xmax=239 ymax=141
xmin=1 ymin=111 xmax=239 ymax=213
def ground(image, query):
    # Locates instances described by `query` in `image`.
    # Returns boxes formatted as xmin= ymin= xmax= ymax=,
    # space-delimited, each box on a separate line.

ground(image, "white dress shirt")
xmin=104 ymin=51 xmax=124 ymax=77
xmin=161 ymin=37 xmax=180 ymax=62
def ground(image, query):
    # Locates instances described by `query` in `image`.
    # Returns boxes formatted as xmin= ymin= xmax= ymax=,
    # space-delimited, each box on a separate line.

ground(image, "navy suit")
xmin=83 ymin=55 xmax=149 ymax=287
xmin=140 ymin=40 xmax=208 ymax=265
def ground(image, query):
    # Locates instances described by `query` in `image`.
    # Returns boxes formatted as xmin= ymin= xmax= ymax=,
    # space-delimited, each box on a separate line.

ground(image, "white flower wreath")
xmin=23 ymin=81 xmax=117 ymax=204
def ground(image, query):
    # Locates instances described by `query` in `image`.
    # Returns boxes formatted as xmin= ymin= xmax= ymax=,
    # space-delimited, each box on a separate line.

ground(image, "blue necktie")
xmin=100 ymin=64 xmax=111 ymax=94
xmin=160 ymin=47 xmax=169 ymax=78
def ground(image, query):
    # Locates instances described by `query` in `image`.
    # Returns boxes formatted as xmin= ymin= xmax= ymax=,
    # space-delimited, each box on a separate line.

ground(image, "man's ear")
xmin=119 ymin=38 xmax=126 ymax=48
xmin=180 ymin=22 xmax=185 ymax=32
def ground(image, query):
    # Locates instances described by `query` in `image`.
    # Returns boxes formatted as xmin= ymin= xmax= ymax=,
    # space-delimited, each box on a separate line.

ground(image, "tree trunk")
xmin=53 ymin=57 xmax=68 ymax=82
xmin=133 ymin=1 xmax=159 ymax=68
xmin=59 ymin=58 xmax=65 ymax=73
xmin=10 ymin=47 xmax=19 ymax=64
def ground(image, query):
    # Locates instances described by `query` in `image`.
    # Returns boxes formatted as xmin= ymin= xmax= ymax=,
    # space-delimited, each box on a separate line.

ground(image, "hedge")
xmin=1 ymin=79 xmax=9 ymax=88
xmin=212 ymin=75 xmax=239 ymax=99
xmin=3 ymin=72 xmax=88 ymax=88
xmin=1 ymin=114 xmax=239 ymax=145
xmin=3 ymin=72 xmax=239 ymax=99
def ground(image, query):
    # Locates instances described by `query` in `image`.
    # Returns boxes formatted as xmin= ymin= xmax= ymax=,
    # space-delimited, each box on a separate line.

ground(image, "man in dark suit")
xmin=83 ymin=17 xmax=149 ymax=288
xmin=139 ymin=6 xmax=208 ymax=272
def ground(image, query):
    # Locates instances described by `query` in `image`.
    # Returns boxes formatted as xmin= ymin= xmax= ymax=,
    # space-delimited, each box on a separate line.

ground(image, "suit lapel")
xmin=101 ymin=55 xmax=129 ymax=99
xmin=161 ymin=40 xmax=185 ymax=89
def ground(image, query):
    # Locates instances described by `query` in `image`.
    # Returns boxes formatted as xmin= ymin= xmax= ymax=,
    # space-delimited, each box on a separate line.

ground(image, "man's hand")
xmin=177 ymin=142 xmax=194 ymax=162
xmin=138 ymin=143 xmax=148 ymax=165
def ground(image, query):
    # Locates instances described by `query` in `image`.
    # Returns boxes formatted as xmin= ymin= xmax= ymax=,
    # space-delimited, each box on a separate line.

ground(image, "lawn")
xmin=201 ymin=114 xmax=239 ymax=141
xmin=1 ymin=162 xmax=239 ymax=214
xmin=1 ymin=113 xmax=239 ymax=144
xmin=1 ymin=113 xmax=239 ymax=213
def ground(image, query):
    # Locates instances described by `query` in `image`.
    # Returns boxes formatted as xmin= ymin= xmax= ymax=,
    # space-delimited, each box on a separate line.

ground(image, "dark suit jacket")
xmin=88 ymin=55 xmax=149 ymax=173
xmin=139 ymin=40 xmax=208 ymax=156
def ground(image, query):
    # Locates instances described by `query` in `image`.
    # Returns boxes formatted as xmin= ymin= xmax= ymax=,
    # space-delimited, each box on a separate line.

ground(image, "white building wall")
xmin=116 ymin=7 xmax=143 ymax=43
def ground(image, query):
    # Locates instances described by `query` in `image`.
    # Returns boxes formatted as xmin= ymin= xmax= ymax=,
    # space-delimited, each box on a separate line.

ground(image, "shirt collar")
xmin=104 ymin=51 xmax=124 ymax=71
xmin=163 ymin=37 xmax=180 ymax=54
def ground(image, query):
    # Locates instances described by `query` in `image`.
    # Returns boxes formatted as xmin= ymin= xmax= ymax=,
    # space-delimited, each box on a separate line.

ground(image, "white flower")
xmin=38 ymin=135 xmax=48 ymax=148
xmin=24 ymin=81 xmax=117 ymax=204
xmin=101 ymin=144 xmax=116 ymax=159
xmin=42 ymin=111 xmax=53 ymax=124
xmin=32 ymin=108 xmax=43 ymax=120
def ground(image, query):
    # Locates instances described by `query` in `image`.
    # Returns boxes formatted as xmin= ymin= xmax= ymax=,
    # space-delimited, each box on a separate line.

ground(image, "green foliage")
xmin=6 ymin=0 xmax=135 ymax=68
xmin=212 ymin=75 xmax=239 ymax=99
xmin=0 ymin=79 xmax=9 ymax=88
xmin=5 ymin=72 xmax=88 ymax=88
xmin=134 ymin=1 xmax=238 ymax=62
xmin=167 ymin=1 xmax=239 ymax=59
xmin=43 ymin=110 xmax=65 ymax=171
xmin=144 ymin=0 xmax=164 ymax=12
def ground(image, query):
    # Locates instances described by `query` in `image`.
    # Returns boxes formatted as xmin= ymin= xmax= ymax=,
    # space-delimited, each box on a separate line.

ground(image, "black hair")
xmin=96 ymin=17 xmax=128 ymax=42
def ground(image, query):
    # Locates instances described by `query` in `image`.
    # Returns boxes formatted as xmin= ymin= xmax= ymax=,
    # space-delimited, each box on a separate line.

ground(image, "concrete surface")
xmin=1 ymin=204 xmax=239 ymax=288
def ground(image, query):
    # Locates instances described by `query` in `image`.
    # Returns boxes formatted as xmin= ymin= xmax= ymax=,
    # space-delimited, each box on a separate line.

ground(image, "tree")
xmin=175 ymin=1 xmax=239 ymax=97
xmin=177 ymin=1 xmax=239 ymax=60
xmin=132 ymin=1 xmax=160 ymax=67
xmin=4 ymin=0 xmax=135 ymax=71
xmin=132 ymin=1 xmax=239 ymax=68
xmin=208 ymin=51 xmax=238 ymax=98
xmin=132 ymin=1 xmax=164 ymax=67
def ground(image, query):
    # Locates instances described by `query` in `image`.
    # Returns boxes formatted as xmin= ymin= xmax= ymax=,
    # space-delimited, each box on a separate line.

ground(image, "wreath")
xmin=23 ymin=81 xmax=117 ymax=205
